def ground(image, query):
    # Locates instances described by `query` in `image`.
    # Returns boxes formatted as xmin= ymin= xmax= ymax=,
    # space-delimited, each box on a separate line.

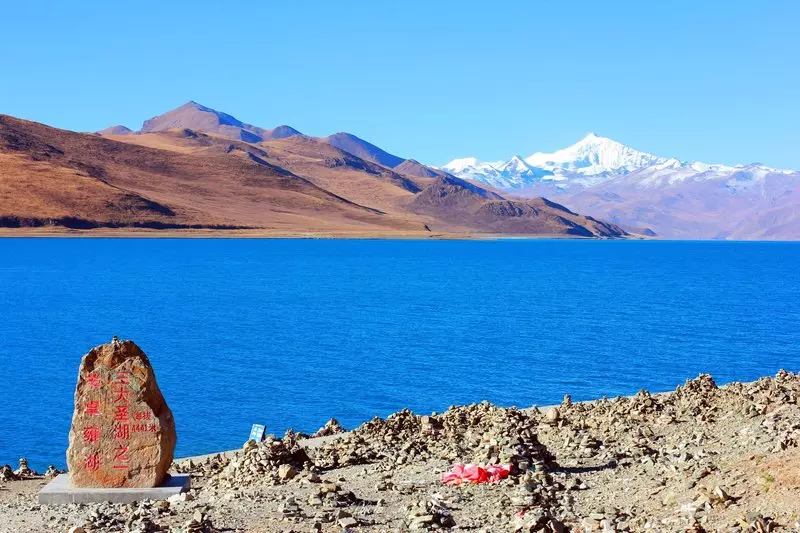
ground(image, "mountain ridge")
xmin=2 ymin=112 xmax=626 ymax=238
xmin=136 ymin=101 xmax=302 ymax=143
xmin=442 ymin=134 xmax=800 ymax=239
xmin=99 ymin=101 xmax=447 ymax=181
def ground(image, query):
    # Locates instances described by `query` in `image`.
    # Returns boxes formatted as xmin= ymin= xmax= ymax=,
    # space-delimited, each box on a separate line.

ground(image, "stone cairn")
xmin=313 ymin=402 xmax=556 ymax=472
xmin=190 ymin=401 xmax=556 ymax=494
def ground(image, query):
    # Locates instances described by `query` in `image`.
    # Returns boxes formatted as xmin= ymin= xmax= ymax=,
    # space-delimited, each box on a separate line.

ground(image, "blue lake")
xmin=1 ymin=238 xmax=800 ymax=469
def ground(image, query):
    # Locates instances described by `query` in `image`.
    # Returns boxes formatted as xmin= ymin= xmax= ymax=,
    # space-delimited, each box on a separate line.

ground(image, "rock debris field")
xmin=2 ymin=372 xmax=800 ymax=532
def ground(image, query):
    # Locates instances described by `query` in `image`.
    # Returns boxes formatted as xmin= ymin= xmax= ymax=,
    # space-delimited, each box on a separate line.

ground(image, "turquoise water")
xmin=1 ymin=239 xmax=799 ymax=469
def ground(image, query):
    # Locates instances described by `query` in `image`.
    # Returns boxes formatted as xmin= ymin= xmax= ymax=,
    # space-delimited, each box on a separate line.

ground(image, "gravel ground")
xmin=2 ymin=372 xmax=800 ymax=532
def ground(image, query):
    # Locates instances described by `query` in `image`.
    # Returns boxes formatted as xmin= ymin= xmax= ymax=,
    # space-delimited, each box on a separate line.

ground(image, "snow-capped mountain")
xmin=495 ymin=156 xmax=555 ymax=186
xmin=440 ymin=157 xmax=507 ymax=188
xmin=442 ymin=133 xmax=796 ymax=192
xmin=525 ymin=132 xmax=665 ymax=178
xmin=440 ymin=156 xmax=560 ymax=190
xmin=442 ymin=134 xmax=800 ymax=239
xmin=442 ymin=133 xmax=668 ymax=190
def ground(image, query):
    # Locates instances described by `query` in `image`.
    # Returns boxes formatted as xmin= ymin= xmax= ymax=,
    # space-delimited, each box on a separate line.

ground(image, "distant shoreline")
xmin=0 ymin=228 xmax=622 ymax=240
xmin=4 ymin=229 xmax=799 ymax=241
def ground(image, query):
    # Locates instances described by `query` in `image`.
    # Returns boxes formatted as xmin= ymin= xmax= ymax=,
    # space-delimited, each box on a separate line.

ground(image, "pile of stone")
xmin=313 ymin=402 xmax=556 ymax=473
xmin=45 ymin=464 xmax=65 ymax=477
xmin=405 ymin=494 xmax=456 ymax=531
xmin=574 ymin=507 xmax=640 ymax=532
xmin=311 ymin=418 xmax=346 ymax=438
xmin=303 ymin=481 xmax=369 ymax=529
xmin=199 ymin=433 xmax=310 ymax=489
xmin=545 ymin=375 xmax=730 ymax=466
xmin=512 ymin=510 xmax=568 ymax=533
xmin=179 ymin=509 xmax=216 ymax=533
xmin=12 ymin=457 xmax=39 ymax=479
xmin=562 ymin=374 xmax=721 ymax=428
xmin=306 ymin=479 xmax=363 ymax=508
xmin=0 ymin=457 xmax=44 ymax=482
xmin=0 ymin=464 xmax=18 ymax=482
xmin=726 ymin=370 xmax=800 ymax=419
xmin=121 ymin=499 xmax=176 ymax=533
xmin=79 ymin=506 xmax=124 ymax=532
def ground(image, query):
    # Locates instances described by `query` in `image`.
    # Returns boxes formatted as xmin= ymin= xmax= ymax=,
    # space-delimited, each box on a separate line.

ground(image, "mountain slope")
xmin=323 ymin=132 xmax=451 ymax=181
xmin=323 ymin=133 xmax=405 ymax=168
xmin=393 ymin=159 xmax=450 ymax=179
xmin=409 ymin=176 xmax=627 ymax=237
xmin=102 ymin=102 xmax=448 ymax=183
xmin=562 ymin=164 xmax=800 ymax=239
xmin=0 ymin=114 xmax=419 ymax=233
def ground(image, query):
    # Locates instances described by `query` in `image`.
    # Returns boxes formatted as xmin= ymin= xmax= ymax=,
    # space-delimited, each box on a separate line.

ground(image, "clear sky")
xmin=2 ymin=0 xmax=798 ymax=168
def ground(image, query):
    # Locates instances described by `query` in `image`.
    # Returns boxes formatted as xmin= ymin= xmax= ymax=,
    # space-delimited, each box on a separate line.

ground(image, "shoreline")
xmin=169 ymin=383 xmax=700 ymax=466
xmin=3 ymin=371 xmax=799 ymax=532
xmin=2 ymin=229 xmax=799 ymax=241
xmin=0 ymin=376 xmax=783 ymax=472
xmin=0 ymin=228 xmax=622 ymax=240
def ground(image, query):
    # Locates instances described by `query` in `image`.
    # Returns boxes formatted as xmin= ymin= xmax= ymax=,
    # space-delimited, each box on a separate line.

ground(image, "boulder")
xmin=66 ymin=338 xmax=176 ymax=487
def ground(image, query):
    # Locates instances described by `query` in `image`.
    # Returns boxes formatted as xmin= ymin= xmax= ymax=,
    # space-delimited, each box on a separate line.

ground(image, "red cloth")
xmin=441 ymin=463 xmax=511 ymax=485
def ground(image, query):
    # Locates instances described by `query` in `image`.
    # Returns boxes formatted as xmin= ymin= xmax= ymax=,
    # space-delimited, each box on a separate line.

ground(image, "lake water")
xmin=1 ymin=238 xmax=799 ymax=469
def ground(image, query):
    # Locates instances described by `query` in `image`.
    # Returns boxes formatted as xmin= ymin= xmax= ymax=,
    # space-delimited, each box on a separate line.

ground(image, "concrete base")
xmin=38 ymin=474 xmax=191 ymax=504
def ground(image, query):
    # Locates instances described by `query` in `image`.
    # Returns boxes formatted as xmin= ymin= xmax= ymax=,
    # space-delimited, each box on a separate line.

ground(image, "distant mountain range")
xmin=0 ymin=102 xmax=625 ymax=238
xmin=4 ymin=101 xmax=798 ymax=239
xmin=443 ymin=135 xmax=800 ymax=239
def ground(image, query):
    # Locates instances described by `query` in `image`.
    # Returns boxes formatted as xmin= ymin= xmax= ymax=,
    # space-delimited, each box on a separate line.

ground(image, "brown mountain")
xmin=1 ymin=106 xmax=626 ymax=238
xmin=323 ymin=132 xmax=406 ymax=168
xmin=411 ymin=176 xmax=625 ymax=237
xmin=0 ymin=115 xmax=408 ymax=233
xmin=323 ymin=133 xmax=451 ymax=181
xmin=97 ymin=125 xmax=134 ymax=136
xmin=138 ymin=101 xmax=301 ymax=143
xmin=393 ymin=159 xmax=450 ymax=179
xmin=108 ymin=102 xmax=449 ymax=182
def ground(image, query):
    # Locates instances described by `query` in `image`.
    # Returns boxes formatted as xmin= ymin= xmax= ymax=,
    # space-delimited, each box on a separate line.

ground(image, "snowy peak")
xmin=441 ymin=154 xmax=558 ymax=190
xmin=524 ymin=133 xmax=666 ymax=177
xmin=442 ymin=133 xmax=666 ymax=190
xmin=495 ymin=155 xmax=556 ymax=187
xmin=441 ymin=157 xmax=486 ymax=174
xmin=442 ymin=131 xmax=800 ymax=196
xmin=441 ymin=133 xmax=668 ymax=180
xmin=496 ymin=155 xmax=531 ymax=173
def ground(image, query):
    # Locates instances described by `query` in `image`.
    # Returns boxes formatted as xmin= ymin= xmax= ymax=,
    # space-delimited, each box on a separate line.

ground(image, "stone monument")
xmin=65 ymin=338 xmax=177 ymax=488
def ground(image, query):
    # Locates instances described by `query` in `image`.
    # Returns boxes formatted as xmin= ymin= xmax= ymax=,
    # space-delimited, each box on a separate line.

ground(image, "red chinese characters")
xmin=86 ymin=372 xmax=102 ymax=389
xmin=113 ymin=445 xmax=130 ymax=470
xmin=114 ymin=423 xmax=130 ymax=440
xmin=111 ymin=369 xmax=133 ymax=470
xmin=82 ymin=379 xmax=102 ymax=473
xmin=84 ymin=453 xmax=101 ymax=471
xmin=114 ymin=405 xmax=130 ymax=421
xmin=85 ymin=401 xmax=101 ymax=416
xmin=83 ymin=426 xmax=100 ymax=444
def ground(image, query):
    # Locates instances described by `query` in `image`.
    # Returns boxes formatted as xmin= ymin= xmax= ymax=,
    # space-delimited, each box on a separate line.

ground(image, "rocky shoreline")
xmin=2 ymin=372 xmax=800 ymax=532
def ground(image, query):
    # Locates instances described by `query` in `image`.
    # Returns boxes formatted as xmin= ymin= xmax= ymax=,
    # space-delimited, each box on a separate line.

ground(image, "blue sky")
xmin=2 ymin=0 xmax=798 ymax=167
